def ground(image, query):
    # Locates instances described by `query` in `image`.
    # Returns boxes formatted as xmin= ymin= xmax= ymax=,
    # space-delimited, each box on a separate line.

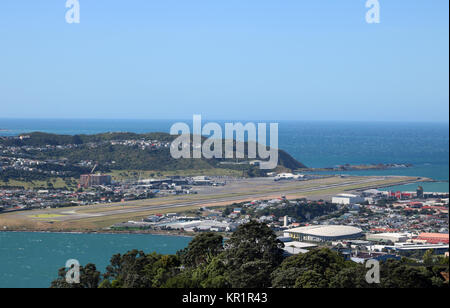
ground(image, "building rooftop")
xmin=283 ymin=241 xmax=318 ymax=249
xmin=367 ymin=232 xmax=410 ymax=239
xmin=418 ymin=233 xmax=449 ymax=240
xmin=336 ymin=194 xmax=359 ymax=198
xmin=288 ymin=225 xmax=363 ymax=237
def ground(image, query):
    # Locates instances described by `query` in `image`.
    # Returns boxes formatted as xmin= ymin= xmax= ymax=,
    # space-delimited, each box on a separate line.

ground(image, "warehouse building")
xmin=366 ymin=233 xmax=410 ymax=243
xmin=416 ymin=233 xmax=449 ymax=244
xmin=286 ymin=225 xmax=363 ymax=242
xmin=332 ymin=194 xmax=364 ymax=205
xmin=391 ymin=242 xmax=449 ymax=254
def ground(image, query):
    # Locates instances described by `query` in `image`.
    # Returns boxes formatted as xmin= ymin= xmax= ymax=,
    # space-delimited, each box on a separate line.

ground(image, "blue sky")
xmin=0 ymin=0 xmax=448 ymax=122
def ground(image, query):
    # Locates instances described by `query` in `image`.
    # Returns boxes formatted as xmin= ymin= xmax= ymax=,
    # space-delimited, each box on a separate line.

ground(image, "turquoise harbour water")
xmin=0 ymin=119 xmax=448 ymax=287
xmin=0 ymin=232 xmax=192 ymax=288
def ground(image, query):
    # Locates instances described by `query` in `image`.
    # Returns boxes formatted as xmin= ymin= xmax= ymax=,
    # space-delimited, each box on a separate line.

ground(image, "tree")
xmin=227 ymin=260 xmax=274 ymax=288
xmin=223 ymin=221 xmax=284 ymax=288
xmin=102 ymin=250 xmax=153 ymax=288
xmin=271 ymin=266 xmax=306 ymax=288
xmin=163 ymin=269 xmax=200 ymax=288
xmin=102 ymin=250 xmax=181 ymax=288
xmin=329 ymin=266 xmax=372 ymax=288
xmin=197 ymin=256 xmax=230 ymax=288
xmin=271 ymin=248 xmax=352 ymax=288
xmin=294 ymin=270 xmax=327 ymax=288
xmin=423 ymin=249 xmax=434 ymax=266
xmin=379 ymin=260 xmax=434 ymax=288
xmin=164 ymin=255 xmax=230 ymax=288
xmin=50 ymin=263 xmax=101 ymax=288
xmin=224 ymin=221 xmax=284 ymax=267
xmin=177 ymin=232 xmax=223 ymax=267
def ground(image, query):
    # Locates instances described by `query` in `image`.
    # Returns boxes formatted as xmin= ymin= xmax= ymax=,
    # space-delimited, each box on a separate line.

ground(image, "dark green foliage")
xmin=329 ymin=266 xmax=372 ymax=288
xmin=50 ymin=263 xmax=101 ymax=288
xmin=226 ymin=260 xmax=274 ymax=288
xmin=195 ymin=256 xmax=230 ymax=288
xmin=224 ymin=221 xmax=284 ymax=268
xmin=164 ymin=255 xmax=230 ymax=288
xmin=379 ymin=259 xmax=436 ymax=288
xmin=0 ymin=132 xmax=174 ymax=147
xmin=223 ymin=221 xmax=284 ymax=288
xmin=102 ymin=250 xmax=181 ymax=288
xmin=271 ymin=248 xmax=352 ymax=288
xmin=0 ymin=166 xmax=90 ymax=182
xmin=177 ymin=232 xmax=223 ymax=267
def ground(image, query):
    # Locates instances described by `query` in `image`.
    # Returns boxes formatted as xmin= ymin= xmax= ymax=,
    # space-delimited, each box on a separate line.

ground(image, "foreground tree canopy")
xmin=51 ymin=221 xmax=449 ymax=288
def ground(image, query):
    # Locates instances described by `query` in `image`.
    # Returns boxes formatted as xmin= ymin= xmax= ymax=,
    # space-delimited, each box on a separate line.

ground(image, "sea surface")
xmin=0 ymin=232 xmax=191 ymax=288
xmin=0 ymin=119 xmax=448 ymax=288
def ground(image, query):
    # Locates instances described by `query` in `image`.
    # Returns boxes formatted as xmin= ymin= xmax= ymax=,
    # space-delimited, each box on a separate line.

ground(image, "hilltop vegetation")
xmin=1 ymin=132 xmax=307 ymax=179
xmin=0 ymin=132 xmax=175 ymax=146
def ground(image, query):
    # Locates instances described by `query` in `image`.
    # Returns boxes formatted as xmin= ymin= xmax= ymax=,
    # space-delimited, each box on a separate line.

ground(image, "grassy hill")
xmin=1 ymin=132 xmax=307 ymax=177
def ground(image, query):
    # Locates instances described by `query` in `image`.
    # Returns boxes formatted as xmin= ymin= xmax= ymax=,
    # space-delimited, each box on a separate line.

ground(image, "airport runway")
xmin=16 ymin=176 xmax=426 ymax=222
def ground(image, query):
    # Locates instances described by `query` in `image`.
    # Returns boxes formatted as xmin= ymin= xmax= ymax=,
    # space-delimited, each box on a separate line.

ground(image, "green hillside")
xmin=1 ymin=132 xmax=307 ymax=177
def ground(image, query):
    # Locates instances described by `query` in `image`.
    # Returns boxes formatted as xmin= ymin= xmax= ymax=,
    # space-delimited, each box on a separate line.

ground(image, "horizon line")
xmin=0 ymin=117 xmax=449 ymax=125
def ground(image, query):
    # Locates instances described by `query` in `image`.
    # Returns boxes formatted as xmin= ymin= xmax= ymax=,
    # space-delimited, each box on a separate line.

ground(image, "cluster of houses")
xmin=0 ymin=140 xmax=81 ymax=157
xmin=322 ymin=189 xmax=449 ymax=233
xmin=0 ymin=156 xmax=73 ymax=177
xmin=109 ymin=139 xmax=171 ymax=151
xmin=0 ymin=137 xmax=173 ymax=180
xmin=0 ymin=189 xmax=78 ymax=209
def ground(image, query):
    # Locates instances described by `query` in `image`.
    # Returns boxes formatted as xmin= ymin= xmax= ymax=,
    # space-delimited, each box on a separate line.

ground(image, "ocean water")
xmin=0 ymin=232 xmax=192 ymax=288
xmin=278 ymin=121 xmax=449 ymax=192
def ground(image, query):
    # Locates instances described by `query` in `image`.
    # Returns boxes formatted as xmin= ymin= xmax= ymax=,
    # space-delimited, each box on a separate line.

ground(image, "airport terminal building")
xmin=286 ymin=225 xmax=364 ymax=242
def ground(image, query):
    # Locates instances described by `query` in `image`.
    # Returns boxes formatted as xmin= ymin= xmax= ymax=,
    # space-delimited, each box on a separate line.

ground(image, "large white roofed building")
xmin=286 ymin=225 xmax=363 ymax=242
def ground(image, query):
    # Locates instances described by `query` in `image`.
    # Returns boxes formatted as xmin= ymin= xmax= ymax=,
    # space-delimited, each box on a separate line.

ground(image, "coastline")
xmin=0 ymin=228 xmax=196 ymax=238
xmin=303 ymin=163 xmax=414 ymax=173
